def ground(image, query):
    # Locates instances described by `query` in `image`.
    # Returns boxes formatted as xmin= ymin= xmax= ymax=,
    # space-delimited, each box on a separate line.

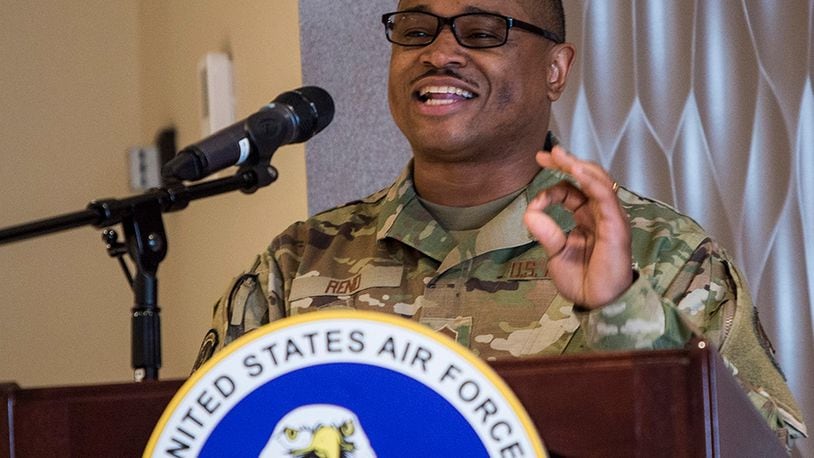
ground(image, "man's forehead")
xmin=396 ymin=0 xmax=535 ymax=17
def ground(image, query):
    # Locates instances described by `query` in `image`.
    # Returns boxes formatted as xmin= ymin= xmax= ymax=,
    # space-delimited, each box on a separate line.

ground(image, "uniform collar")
xmin=375 ymin=134 xmax=575 ymax=267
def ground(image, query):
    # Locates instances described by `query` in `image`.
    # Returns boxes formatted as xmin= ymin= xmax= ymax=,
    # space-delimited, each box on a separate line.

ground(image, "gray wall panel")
xmin=300 ymin=0 xmax=405 ymax=214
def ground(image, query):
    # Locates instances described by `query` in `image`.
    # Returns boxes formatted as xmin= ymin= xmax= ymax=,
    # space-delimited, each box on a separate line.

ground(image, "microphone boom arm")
xmin=0 ymin=163 xmax=279 ymax=381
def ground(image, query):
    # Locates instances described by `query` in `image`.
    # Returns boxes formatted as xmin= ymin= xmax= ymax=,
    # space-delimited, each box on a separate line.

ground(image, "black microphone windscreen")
xmin=284 ymin=86 xmax=334 ymax=142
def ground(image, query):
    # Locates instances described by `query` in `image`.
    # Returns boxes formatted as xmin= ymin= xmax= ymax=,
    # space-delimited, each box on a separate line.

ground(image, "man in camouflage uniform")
xmin=196 ymin=0 xmax=806 ymax=443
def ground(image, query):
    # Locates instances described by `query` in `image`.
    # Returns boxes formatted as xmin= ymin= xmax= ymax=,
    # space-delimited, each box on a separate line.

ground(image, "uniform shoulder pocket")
xmin=226 ymin=273 xmax=269 ymax=341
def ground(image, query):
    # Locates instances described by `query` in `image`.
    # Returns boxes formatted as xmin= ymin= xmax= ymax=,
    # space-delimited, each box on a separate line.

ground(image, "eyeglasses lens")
xmin=387 ymin=13 xmax=508 ymax=48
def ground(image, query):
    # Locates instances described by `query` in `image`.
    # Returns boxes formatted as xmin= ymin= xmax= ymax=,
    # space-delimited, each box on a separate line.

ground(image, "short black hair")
xmin=530 ymin=0 xmax=566 ymax=42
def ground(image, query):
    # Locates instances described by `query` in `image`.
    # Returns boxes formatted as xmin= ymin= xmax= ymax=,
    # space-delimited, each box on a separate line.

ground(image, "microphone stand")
xmin=0 ymin=163 xmax=278 ymax=381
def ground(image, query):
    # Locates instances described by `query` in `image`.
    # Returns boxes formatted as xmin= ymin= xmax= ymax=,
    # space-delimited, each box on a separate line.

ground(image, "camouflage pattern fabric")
xmin=197 ymin=157 xmax=806 ymax=442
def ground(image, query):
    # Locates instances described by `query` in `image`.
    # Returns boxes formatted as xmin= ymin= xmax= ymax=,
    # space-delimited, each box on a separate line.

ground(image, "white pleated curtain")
xmin=301 ymin=1 xmax=814 ymax=454
xmin=549 ymin=2 xmax=813 ymax=454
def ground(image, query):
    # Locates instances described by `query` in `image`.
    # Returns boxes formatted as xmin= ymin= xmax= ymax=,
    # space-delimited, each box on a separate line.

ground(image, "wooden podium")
xmin=2 ymin=342 xmax=785 ymax=457
xmin=491 ymin=341 xmax=786 ymax=457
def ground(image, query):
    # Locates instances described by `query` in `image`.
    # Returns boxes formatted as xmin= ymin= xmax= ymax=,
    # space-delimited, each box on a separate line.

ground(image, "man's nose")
xmin=419 ymin=26 xmax=467 ymax=68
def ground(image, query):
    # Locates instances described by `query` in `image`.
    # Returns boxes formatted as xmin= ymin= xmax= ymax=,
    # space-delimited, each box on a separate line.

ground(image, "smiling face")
xmin=387 ymin=0 xmax=566 ymax=165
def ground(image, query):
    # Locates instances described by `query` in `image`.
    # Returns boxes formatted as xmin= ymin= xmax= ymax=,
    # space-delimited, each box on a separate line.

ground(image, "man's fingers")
xmin=536 ymin=146 xmax=627 ymax=232
xmin=524 ymin=197 xmax=567 ymax=257
xmin=531 ymin=181 xmax=588 ymax=214
xmin=536 ymin=146 xmax=617 ymax=201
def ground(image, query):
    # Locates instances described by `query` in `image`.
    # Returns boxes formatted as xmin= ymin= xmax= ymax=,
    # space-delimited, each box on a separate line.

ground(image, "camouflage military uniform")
xmin=197 ymin=149 xmax=806 ymax=441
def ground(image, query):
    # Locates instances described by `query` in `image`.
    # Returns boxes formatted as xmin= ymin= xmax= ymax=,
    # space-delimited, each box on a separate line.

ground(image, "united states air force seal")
xmin=145 ymin=310 xmax=547 ymax=457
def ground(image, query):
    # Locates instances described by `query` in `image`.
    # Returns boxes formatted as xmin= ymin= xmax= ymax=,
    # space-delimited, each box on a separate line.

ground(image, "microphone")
xmin=162 ymin=86 xmax=334 ymax=181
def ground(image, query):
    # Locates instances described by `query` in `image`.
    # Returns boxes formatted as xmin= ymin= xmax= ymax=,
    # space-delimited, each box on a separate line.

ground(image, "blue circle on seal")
xmin=200 ymin=362 xmax=487 ymax=457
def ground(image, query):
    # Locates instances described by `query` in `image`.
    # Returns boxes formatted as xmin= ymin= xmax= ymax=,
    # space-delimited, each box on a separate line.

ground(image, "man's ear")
xmin=546 ymin=43 xmax=576 ymax=101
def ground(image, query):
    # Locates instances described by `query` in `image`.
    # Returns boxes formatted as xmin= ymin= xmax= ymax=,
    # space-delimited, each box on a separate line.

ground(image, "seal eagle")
xmin=259 ymin=404 xmax=376 ymax=458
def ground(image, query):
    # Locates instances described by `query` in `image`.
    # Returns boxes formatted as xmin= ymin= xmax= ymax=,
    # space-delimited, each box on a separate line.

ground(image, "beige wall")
xmin=0 ymin=1 xmax=306 ymax=386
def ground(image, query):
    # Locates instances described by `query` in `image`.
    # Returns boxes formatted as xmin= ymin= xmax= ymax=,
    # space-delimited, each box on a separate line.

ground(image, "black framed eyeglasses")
xmin=381 ymin=11 xmax=564 ymax=49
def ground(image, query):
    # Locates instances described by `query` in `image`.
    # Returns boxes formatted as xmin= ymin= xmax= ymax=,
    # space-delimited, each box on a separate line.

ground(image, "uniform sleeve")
xmin=191 ymin=249 xmax=285 ymax=371
xmin=575 ymin=239 xmax=806 ymax=441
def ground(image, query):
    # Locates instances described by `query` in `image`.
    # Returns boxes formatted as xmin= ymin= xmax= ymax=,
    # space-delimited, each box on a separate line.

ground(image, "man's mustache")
xmin=410 ymin=68 xmax=478 ymax=88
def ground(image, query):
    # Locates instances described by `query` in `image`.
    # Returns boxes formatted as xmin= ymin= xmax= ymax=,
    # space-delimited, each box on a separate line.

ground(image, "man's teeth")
xmin=418 ymin=86 xmax=474 ymax=105
xmin=425 ymin=98 xmax=455 ymax=106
